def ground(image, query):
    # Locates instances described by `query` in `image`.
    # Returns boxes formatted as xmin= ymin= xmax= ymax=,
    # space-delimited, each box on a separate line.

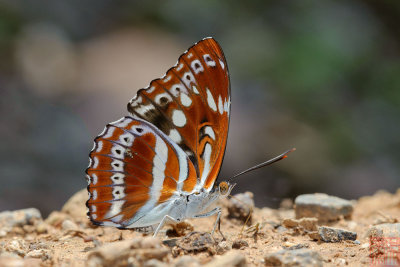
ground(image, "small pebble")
xmin=227 ymin=192 xmax=255 ymax=222
xmin=282 ymin=217 xmax=318 ymax=232
xmin=87 ymin=238 xmax=169 ymax=267
xmin=218 ymin=241 xmax=230 ymax=252
xmin=361 ymin=243 xmax=369 ymax=249
xmin=280 ymin=198 xmax=294 ymax=210
xmin=232 ymin=240 xmax=249 ymax=249
xmin=61 ymin=220 xmax=78 ymax=231
xmin=282 ymin=242 xmax=310 ymax=250
xmin=276 ymin=226 xmax=288 ymax=233
xmin=35 ymin=222 xmax=48 ymax=234
xmin=176 ymin=232 xmax=216 ymax=254
xmin=367 ymin=223 xmax=400 ymax=238
xmin=7 ymin=239 xmax=27 ymax=256
xmin=45 ymin=211 xmax=67 ymax=227
xmin=295 ymin=193 xmax=353 ymax=222
xmin=334 ymin=258 xmax=347 ymax=266
xmin=318 ymin=226 xmax=357 ymax=242
xmin=0 ymin=229 xmax=8 ymax=237
xmin=25 ymin=249 xmax=49 ymax=260
xmin=0 ymin=208 xmax=42 ymax=228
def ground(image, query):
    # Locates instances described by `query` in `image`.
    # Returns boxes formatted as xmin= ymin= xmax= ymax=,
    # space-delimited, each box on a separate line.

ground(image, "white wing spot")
xmin=198 ymin=143 xmax=212 ymax=190
xmin=224 ymin=98 xmax=229 ymax=114
xmin=111 ymin=173 xmax=125 ymax=184
xmin=163 ymin=75 xmax=172 ymax=83
xmin=191 ymin=59 xmax=204 ymax=74
xmin=172 ymin=110 xmax=187 ymax=127
xmin=103 ymin=127 xmax=115 ymax=139
xmin=182 ymin=72 xmax=195 ymax=88
xmin=112 ymin=186 xmax=126 ymax=200
xmin=170 ymin=84 xmax=187 ymax=97
xmin=155 ymin=93 xmax=173 ymax=104
xmin=92 ymin=190 xmax=98 ymax=200
xmin=203 ymin=54 xmax=216 ymax=67
xmin=206 ymin=88 xmax=217 ymax=112
xmin=130 ymin=96 xmax=143 ymax=106
xmin=93 ymin=156 xmax=99 ymax=169
xmin=106 ymin=200 xmax=125 ymax=219
xmin=205 ymin=126 xmax=216 ymax=140
xmin=120 ymin=133 xmax=134 ymax=146
xmin=169 ymin=129 xmax=182 ymax=143
xmin=180 ymin=93 xmax=192 ymax=107
xmin=92 ymin=173 xmax=98 ymax=185
xmin=96 ymin=141 xmax=103 ymax=153
xmin=225 ymin=96 xmax=231 ymax=115
xmin=91 ymin=205 xmax=96 ymax=212
xmin=147 ymin=86 xmax=156 ymax=93
xmin=113 ymin=118 xmax=131 ymax=128
xmin=87 ymin=158 xmax=93 ymax=169
xmin=134 ymin=103 xmax=155 ymax=116
xmin=176 ymin=63 xmax=184 ymax=71
xmin=218 ymin=95 xmax=223 ymax=114
xmin=111 ymin=145 xmax=125 ymax=159
xmin=219 ymin=59 xmax=225 ymax=69
xmin=187 ymin=53 xmax=193 ymax=58
xmin=111 ymin=159 xmax=124 ymax=172
xmin=192 ymin=85 xmax=199 ymax=94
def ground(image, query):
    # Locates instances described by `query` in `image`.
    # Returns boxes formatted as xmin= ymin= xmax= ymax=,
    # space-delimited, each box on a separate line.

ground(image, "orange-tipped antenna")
xmin=229 ymin=148 xmax=296 ymax=181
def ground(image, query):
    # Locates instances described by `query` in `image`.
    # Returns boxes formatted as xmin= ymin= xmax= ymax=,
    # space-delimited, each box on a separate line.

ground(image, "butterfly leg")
xmin=153 ymin=215 xmax=180 ymax=237
xmin=194 ymin=207 xmax=225 ymax=240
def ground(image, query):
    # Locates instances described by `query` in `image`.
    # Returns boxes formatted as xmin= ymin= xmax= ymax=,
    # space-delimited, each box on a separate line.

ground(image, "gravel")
xmin=294 ymin=193 xmax=353 ymax=222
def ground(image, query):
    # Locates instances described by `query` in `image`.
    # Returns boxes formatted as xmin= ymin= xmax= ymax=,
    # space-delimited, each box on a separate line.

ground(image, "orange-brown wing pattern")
xmin=86 ymin=117 xmax=198 ymax=228
xmin=127 ymin=38 xmax=230 ymax=192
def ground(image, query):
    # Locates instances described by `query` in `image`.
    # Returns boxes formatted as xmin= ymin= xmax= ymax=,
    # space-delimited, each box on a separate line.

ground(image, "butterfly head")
xmin=218 ymin=181 xmax=236 ymax=197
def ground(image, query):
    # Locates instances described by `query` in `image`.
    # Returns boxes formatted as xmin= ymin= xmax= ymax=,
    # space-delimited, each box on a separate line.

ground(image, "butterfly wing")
xmin=127 ymin=37 xmax=230 ymax=191
xmin=86 ymin=116 xmax=198 ymax=228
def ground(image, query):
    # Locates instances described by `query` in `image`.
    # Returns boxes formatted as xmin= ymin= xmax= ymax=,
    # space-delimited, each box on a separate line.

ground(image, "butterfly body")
xmin=86 ymin=37 xmax=232 ymax=235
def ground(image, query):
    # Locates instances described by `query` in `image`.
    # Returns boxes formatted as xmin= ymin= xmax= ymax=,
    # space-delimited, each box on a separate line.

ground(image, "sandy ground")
xmin=1 ymin=189 xmax=400 ymax=266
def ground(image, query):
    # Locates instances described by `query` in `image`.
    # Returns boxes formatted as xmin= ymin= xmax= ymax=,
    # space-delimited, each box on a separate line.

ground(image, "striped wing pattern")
xmin=86 ymin=117 xmax=198 ymax=227
xmin=86 ymin=38 xmax=230 ymax=228
xmin=127 ymin=38 xmax=230 ymax=191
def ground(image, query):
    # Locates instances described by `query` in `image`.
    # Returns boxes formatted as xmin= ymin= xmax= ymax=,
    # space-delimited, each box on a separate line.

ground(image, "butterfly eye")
xmin=219 ymin=182 xmax=229 ymax=195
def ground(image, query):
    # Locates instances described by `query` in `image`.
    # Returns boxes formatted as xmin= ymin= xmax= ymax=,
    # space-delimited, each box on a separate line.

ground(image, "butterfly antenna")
xmin=229 ymin=148 xmax=296 ymax=181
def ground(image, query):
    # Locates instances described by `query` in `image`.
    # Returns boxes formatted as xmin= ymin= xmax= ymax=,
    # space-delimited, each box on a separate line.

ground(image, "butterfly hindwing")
xmin=86 ymin=117 xmax=198 ymax=228
xmin=127 ymin=38 xmax=230 ymax=191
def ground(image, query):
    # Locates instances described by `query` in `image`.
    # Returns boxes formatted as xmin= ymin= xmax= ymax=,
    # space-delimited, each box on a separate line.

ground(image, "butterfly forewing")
xmin=86 ymin=117 xmax=198 ymax=228
xmin=127 ymin=38 xmax=230 ymax=192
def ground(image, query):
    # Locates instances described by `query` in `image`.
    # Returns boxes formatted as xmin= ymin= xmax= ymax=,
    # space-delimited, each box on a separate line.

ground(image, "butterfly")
xmin=85 ymin=37 xmax=234 ymax=236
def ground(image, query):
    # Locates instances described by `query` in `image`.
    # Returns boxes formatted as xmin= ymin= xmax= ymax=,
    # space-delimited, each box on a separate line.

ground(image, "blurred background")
xmin=1 ymin=0 xmax=400 ymax=216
